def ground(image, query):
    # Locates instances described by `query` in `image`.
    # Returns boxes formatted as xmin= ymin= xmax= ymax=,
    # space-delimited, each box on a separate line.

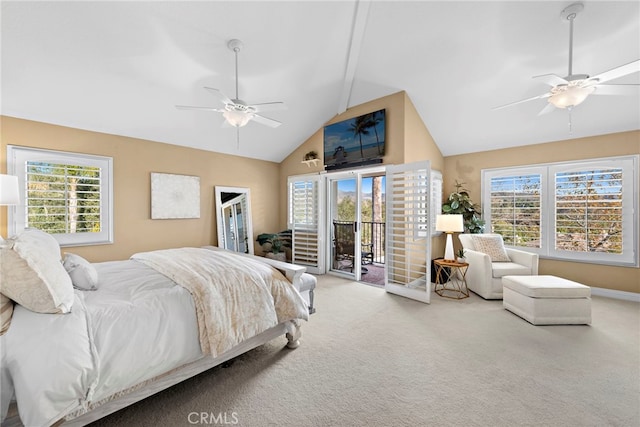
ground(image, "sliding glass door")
xmin=328 ymin=174 xmax=361 ymax=279
xmin=327 ymin=167 xmax=385 ymax=282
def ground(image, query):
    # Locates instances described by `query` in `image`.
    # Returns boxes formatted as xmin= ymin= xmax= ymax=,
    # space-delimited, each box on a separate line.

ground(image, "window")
xmin=430 ymin=170 xmax=443 ymax=237
xmin=288 ymin=174 xmax=323 ymax=273
xmin=8 ymin=146 xmax=113 ymax=246
xmin=482 ymin=156 xmax=638 ymax=267
xmin=488 ymin=171 xmax=543 ymax=248
xmin=289 ymin=178 xmax=319 ymax=228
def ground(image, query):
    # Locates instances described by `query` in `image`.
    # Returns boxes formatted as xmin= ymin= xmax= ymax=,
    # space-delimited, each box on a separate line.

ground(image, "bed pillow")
xmin=470 ymin=234 xmax=511 ymax=262
xmin=63 ymin=253 xmax=99 ymax=290
xmin=0 ymin=293 xmax=13 ymax=335
xmin=0 ymin=228 xmax=74 ymax=313
xmin=0 ymin=237 xmax=12 ymax=334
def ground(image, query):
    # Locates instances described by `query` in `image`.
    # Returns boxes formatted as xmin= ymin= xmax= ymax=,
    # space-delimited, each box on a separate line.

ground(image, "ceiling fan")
xmin=494 ymin=2 xmax=640 ymax=116
xmin=176 ymin=39 xmax=286 ymax=143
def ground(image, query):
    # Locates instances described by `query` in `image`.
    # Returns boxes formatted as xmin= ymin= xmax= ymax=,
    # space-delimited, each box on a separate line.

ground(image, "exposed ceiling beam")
xmin=337 ymin=0 xmax=371 ymax=114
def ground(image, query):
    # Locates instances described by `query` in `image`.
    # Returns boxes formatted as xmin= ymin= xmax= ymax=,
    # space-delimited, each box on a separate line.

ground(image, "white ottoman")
xmin=502 ymin=275 xmax=591 ymax=325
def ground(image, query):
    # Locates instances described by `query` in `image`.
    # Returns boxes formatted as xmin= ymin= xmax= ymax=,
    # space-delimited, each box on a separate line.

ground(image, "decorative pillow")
xmin=0 ymin=293 xmax=13 ymax=335
xmin=470 ymin=234 xmax=511 ymax=262
xmin=0 ymin=228 xmax=74 ymax=313
xmin=63 ymin=253 xmax=99 ymax=290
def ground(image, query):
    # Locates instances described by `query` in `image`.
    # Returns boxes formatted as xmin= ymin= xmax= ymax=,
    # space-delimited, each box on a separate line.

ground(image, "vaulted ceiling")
xmin=2 ymin=1 xmax=639 ymax=163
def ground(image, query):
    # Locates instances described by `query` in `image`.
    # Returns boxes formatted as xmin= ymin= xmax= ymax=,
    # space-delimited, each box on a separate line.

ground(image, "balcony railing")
xmin=361 ymin=221 xmax=385 ymax=264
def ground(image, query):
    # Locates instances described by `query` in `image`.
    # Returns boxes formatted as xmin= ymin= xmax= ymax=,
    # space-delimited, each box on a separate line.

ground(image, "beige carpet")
xmin=91 ymin=275 xmax=640 ymax=427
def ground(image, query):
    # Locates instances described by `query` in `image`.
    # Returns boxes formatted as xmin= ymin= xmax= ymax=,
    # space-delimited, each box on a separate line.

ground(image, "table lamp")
xmin=436 ymin=214 xmax=464 ymax=261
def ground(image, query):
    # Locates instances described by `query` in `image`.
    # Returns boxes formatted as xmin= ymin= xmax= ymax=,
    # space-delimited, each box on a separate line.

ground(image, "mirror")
xmin=215 ymin=186 xmax=254 ymax=255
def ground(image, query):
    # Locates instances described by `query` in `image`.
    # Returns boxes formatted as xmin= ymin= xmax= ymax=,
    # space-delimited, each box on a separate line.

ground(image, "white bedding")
xmin=0 ymin=249 xmax=307 ymax=426
xmin=132 ymin=248 xmax=309 ymax=357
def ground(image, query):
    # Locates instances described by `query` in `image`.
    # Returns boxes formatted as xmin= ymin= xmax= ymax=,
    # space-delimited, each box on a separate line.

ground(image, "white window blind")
xmin=26 ymin=162 xmax=101 ymax=234
xmin=288 ymin=175 xmax=324 ymax=273
xmin=482 ymin=155 xmax=638 ymax=266
xmin=554 ymin=167 xmax=623 ymax=253
xmin=385 ymin=161 xmax=431 ymax=304
xmin=8 ymin=146 xmax=113 ymax=246
xmin=489 ymin=173 xmax=542 ymax=248
xmin=430 ymin=170 xmax=443 ymax=237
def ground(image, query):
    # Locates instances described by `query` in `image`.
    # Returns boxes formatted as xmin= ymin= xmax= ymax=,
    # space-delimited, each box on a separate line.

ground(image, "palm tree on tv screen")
xmin=366 ymin=111 xmax=383 ymax=155
xmin=348 ymin=115 xmax=370 ymax=158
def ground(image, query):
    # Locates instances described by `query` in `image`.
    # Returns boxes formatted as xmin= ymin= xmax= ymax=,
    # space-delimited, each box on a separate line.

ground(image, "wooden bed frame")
xmin=3 ymin=248 xmax=308 ymax=427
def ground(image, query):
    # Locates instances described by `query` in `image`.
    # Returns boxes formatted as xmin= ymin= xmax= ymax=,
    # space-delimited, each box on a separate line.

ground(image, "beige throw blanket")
xmin=131 ymin=248 xmax=309 ymax=357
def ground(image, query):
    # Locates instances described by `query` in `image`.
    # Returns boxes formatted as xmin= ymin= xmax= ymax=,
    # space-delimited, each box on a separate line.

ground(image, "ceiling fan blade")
xmin=249 ymin=102 xmax=287 ymax=113
xmin=532 ymin=74 xmax=569 ymax=87
xmin=592 ymin=84 xmax=640 ymax=96
xmin=537 ymin=102 xmax=556 ymax=116
xmin=204 ymin=87 xmax=234 ymax=105
xmin=493 ymin=92 xmax=551 ymax=110
xmin=586 ymin=59 xmax=640 ymax=85
xmin=176 ymin=105 xmax=225 ymax=112
xmin=251 ymin=114 xmax=282 ymax=128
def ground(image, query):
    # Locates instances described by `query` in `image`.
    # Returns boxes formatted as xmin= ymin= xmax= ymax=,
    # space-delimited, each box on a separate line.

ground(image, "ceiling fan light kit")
xmin=494 ymin=2 xmax=639 ymax=119
xmin=176 ymin=38 xmax=286 ymax=144
xmin=223 ymin=109 xmax=253 ymax=127
xmin=548 ymin=82 xmax=595 ymax=109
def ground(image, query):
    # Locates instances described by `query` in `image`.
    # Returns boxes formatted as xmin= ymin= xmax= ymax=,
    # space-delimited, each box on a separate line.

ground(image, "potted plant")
xmin=442 ymin=181 xmax=485 ymax=234
xmin=303 ymin=150 xmax=318 ymax=161
xmin=456 ymin=248 xmax=466 ymax=263
xmin=256 ymin=233 xmax=286 ymax=261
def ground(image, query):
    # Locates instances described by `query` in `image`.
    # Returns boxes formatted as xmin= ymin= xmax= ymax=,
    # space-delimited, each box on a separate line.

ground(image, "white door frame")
xmin=324 ymin=166 xmax=386 ymax=280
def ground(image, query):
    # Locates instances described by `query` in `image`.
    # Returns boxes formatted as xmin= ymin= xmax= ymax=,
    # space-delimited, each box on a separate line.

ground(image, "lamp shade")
xmin=436 ymin=214 xmax=464 ymax=233
xmin=0 ymin=174 xmax=19 ymax=205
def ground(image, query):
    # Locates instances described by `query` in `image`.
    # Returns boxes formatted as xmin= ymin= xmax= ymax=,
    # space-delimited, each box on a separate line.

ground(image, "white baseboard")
xmin=591 ymin=287 xmax=640 ymax=302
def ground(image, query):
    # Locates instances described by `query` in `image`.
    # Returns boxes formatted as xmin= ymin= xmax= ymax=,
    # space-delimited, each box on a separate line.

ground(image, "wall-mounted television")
xmin=323 ymin=109 xmax=385 ymax=171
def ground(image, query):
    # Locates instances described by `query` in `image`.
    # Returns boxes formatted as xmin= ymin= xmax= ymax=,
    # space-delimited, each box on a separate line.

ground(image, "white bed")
xmin=0 ymin=231 xmax=311 ymax=427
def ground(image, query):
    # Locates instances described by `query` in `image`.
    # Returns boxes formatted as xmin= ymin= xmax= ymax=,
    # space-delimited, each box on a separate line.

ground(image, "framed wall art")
xmin=150 ymin=172 xmax=200 ymax=219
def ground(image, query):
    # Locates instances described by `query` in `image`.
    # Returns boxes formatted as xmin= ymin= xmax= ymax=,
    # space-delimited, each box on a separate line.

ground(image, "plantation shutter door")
xmin=288 ymin=175 xmax=324 ymax=274
xmin=385 ymin=161 xmax=431 ymax=304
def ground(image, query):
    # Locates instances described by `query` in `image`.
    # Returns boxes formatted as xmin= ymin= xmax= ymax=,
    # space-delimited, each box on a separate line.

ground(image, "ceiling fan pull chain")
xmin=567 ymin=106 xmax=573 ymax=134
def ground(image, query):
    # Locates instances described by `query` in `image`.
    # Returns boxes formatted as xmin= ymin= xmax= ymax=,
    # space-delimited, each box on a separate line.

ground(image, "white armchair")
xmin=458 ymin=234 xmax=539 ymax=300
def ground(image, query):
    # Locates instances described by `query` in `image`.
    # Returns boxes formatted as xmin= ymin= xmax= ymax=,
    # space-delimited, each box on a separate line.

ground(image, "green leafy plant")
xmin=256 ymin=233 xmax=290 ymax=254
xmin=303 ymin=150 xmax=318 ymax=161
xmin=456 ymin=248 xmax=466 ymax=259
xmin=442 ymin=181 xmax=485 ymax=234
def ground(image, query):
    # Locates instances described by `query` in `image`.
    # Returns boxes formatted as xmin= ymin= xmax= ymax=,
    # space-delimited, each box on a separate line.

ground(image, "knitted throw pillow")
xmin=470 ymin=235 xmax=511 ymax=262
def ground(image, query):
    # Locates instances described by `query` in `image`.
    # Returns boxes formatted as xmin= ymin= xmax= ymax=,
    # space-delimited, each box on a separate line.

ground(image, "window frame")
xmin=483 ymin=166 xmax=545 ymax=253
xmin=7 ymin=145 xmax=114 ymax=247
xmin=482 ymin=155 xmax=638 ymax=267
xmin=430 ymin=169 xmax=443 ymax=237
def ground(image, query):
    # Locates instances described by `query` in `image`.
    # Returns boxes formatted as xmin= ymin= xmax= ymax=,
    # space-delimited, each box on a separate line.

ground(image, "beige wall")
xmin=444 ymin=130 xmax=640 ymax=294
xmin=0 ymin=116 xmax=281 ymax=262
xmin=278 ymin=91 xmax=446 ymax=259
xmin=278 ymin=91 xmax=407 ymax=229
xmin=403 ymin=92 xmax=444 ymax=172
xmin=5 ymin=104 xmax=636 ymax=294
